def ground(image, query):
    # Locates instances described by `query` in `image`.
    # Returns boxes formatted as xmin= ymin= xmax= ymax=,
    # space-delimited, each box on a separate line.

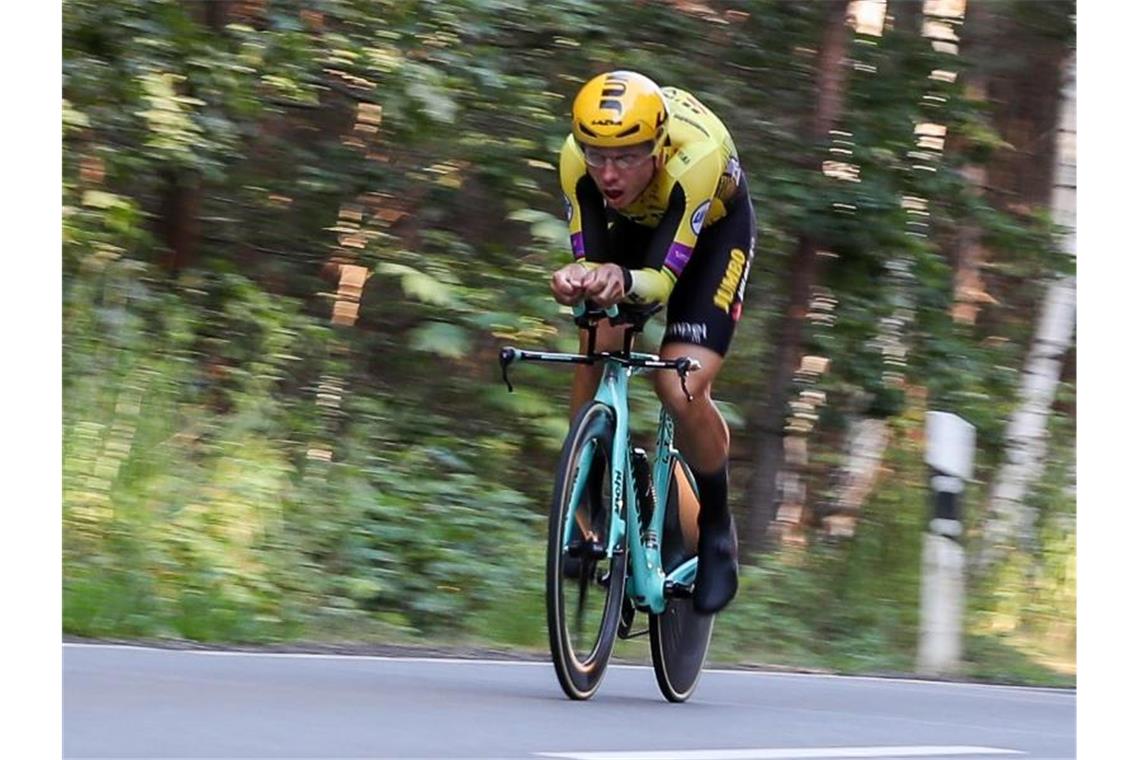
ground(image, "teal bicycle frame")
xmin=500 ymin=304 xmax=700 ymax=616
xmin=580 ymin=362 xmax=698 ymax=614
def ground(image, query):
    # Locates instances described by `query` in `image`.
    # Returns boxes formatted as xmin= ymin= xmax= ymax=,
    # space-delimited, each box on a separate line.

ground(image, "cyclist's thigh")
xmin=662 ymin=188 xmax=756 ymax=358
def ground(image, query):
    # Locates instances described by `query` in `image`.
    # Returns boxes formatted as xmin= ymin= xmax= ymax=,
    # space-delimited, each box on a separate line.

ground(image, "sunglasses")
xmin=581 ymin=145 xmax=656 ymax=170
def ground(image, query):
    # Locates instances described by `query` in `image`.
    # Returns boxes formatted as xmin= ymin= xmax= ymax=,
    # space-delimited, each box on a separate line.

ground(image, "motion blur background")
xmin=61 ymin=0 xmax=1076 ymax=685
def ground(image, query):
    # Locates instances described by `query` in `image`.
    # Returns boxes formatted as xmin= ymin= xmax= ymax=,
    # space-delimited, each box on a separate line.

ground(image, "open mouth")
xmin=603 ymin=189 xmax=623 ymax=201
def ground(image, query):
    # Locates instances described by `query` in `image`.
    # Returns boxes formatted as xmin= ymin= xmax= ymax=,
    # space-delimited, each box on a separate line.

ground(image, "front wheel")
xmin=547 ymin=401 xmax=628 ymax=700
xmin=650 ymin=460 xmax=713 ymax=702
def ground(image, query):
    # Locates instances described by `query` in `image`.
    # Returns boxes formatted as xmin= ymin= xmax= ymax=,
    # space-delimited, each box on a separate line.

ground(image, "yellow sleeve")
xmin=559 ymin=136 xmax=590 ymax=260
xmin=624 ymin=143 xmax=723 ymax=304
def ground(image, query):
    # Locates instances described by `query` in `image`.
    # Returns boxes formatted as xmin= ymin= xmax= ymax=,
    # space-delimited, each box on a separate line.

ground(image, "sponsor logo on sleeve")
xmin=663 ymin=242 xmax=694 ymax=276
xmin=563 ymin=194 xmax=573 ymax=223
xmin=690 ymin=200 xmax=711 ymax=236
xmin=570 ymin=232 xmax=585 ymax=259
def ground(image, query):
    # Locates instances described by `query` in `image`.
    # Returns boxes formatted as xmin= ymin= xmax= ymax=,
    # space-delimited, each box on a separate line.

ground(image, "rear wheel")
xmin=547 ymin=401 xmax=628 ymax=700
xmin=650 ymin=461 xmax=713 ymax=702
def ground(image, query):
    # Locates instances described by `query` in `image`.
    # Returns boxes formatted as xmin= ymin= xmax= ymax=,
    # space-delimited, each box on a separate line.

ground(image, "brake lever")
xmin=677 ymin=357 xmax=702 ymax=402
xmin=499 ymin=347 xmax=518 ymax=393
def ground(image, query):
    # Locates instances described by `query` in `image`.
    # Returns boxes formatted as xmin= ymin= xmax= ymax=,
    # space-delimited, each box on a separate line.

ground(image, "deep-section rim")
xmin=546 ymin=401 xmax=627 ymax=700
xmin=649 ymin=461 xmax=713 ymax=702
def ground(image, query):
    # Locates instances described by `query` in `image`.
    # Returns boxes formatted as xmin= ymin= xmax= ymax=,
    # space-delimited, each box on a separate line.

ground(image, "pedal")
xmin=566 ymin=539 xmax=607 ymax=559
xmin=564 ymin=540 xmax=606 ymax=581
xmin=664 ymin=580 xmax=695 ymax=599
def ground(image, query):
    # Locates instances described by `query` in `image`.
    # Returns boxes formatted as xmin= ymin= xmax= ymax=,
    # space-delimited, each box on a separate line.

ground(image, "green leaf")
xmin=508 ymin=209 xmax=568 ymax=245
xmin=81 ymin=190 xmax=127 ymax=210
xmin=410 ymin=321 xmax=470 ymax=359
xmin=405 ymin=64 xmax=459 ymax=124
xmin=375 ymin=263 xmax=455 ymax=306
xmin=63 ymin=100 xmax=90 ymax=130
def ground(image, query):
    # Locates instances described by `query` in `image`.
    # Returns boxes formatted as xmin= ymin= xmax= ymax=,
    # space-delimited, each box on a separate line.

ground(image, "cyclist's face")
xmin=583 ymin=143 xmax=658 ymax=209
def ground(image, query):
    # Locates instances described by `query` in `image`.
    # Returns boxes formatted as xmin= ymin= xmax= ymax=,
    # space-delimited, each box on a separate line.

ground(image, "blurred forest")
xmin=62 ymin=0 xmax=1076 ymax=684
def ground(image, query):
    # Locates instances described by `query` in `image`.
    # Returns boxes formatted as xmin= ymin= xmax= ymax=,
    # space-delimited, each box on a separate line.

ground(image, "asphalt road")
xmin=63 ymin=643 xmax=1075 ymax=759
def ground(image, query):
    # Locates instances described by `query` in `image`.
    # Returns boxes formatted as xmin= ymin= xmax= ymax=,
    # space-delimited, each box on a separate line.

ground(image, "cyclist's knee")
xmin=656 ymin=344 xmax=723 ymax=417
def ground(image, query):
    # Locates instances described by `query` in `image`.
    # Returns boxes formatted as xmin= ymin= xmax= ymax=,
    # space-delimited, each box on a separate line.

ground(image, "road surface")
xmin=64 ymin=643 xmax=1075 ymax=759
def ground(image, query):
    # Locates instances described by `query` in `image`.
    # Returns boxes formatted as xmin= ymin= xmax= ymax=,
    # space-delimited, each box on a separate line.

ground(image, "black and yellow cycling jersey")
xmin=560 ymin=86 xmax=746 ymax=306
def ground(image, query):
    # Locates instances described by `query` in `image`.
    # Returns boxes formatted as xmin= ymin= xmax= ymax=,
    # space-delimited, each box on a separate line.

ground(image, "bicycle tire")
xmin=547 ymin=401 xmax=628 ymax=700
xmin=649 ymin=461 xmax=714 ymax=702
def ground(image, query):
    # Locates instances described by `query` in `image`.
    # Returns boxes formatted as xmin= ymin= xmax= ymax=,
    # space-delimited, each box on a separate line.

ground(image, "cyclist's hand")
xmin=582 ymin=263 xmax=626 ymax=308
xmin=551 ymin=263 xmax=589 ymax=306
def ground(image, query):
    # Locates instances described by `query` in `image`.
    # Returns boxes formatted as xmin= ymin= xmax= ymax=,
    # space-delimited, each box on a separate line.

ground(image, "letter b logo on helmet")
xmin=572 ymin=70 xmax=669 ymax=153
xmin=598 ymin=75 xmax=628 ymax=115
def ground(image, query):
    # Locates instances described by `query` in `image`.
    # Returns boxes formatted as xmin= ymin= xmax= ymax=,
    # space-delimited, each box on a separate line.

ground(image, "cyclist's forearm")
xmin=566 ymin=260 xmax=675 ymax=306
xmin=627 ymin=266 xmax=678 ymax=305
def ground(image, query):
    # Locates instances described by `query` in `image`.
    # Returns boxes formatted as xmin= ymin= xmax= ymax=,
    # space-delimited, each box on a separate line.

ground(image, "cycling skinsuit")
xmin=559 ymin=86 xmax=756 ymax=357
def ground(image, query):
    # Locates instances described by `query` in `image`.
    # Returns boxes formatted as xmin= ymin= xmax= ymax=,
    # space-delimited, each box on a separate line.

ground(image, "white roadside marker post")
xmin=918 ymin=411 xmax=976 ymax=676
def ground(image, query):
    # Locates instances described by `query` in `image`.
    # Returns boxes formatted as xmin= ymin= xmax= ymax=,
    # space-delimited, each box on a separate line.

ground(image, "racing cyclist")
xmin=549 ymin=70 xmax=755 ymax=615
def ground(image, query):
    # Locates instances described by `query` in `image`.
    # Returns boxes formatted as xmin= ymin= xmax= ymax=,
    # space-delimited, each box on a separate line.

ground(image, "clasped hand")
xmin=550 ymin=262 xmax=626 ymax=308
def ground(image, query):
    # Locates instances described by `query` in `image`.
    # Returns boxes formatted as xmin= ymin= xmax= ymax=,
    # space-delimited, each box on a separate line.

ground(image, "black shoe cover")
xmin=693 ymin=516 xmax=738 ymax=614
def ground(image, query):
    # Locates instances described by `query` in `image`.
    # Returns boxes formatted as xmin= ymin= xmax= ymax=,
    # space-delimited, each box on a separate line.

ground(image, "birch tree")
xmin=976 ymin=54 xmax=1076 ymax=570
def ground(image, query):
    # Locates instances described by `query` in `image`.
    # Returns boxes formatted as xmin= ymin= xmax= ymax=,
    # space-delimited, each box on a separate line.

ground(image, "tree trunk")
xmin=951 ymin=0 xmax=995 ymax=326
xmin=742 ymin=0 xmax=851 ymax=557
xmin=975 ymin=54 xmax=1076 ymax=572
xmin=823 ymin=416 xmax=890 ymax=538
xmin=157 ymin=168 xmax=200 ymax=273
xmin=982 ymin=6 xmax=1067 ymax=214
xmin=155 ymin=3 xmax=238 ymax=274
xmin=204 ymin=1 xmax=229 ymax=31
xmin=892 ymin=0 xmax=924 ymax=35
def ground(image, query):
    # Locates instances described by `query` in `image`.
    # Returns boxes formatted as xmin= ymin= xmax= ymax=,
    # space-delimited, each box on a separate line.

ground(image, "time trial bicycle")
xmin=499 ymin=301 xmax=715 ymax=701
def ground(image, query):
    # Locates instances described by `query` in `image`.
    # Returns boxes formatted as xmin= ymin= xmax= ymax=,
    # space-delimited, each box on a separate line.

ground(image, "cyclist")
xmin=549 ymin=70 xmax=755 ymax=615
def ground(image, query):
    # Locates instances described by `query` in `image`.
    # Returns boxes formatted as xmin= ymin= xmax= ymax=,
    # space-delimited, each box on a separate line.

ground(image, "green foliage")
xmin=714 ymin=411 xmax=928 ymax=673
xmin=966 ymin=395 xmax=1076 ymax=676
xmin=62 ymin=253 xmax=544 ymax=640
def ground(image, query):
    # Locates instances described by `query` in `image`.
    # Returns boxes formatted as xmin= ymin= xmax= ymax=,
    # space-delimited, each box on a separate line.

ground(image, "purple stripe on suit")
xmin=664 ymin=242 xmax=694 ymax=276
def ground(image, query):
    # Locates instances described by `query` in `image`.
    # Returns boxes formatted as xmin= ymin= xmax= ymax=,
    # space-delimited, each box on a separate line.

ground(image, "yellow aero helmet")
xmin=571 ymin=70 xmax=669 ymax=153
